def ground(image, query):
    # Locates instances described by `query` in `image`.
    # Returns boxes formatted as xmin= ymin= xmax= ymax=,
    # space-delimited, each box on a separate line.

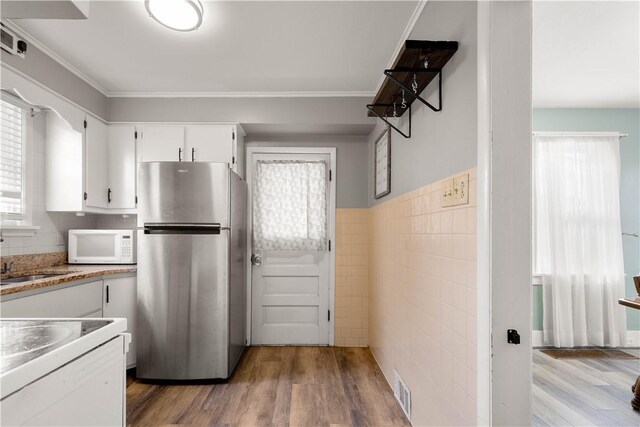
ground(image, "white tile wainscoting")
xmin=369 ymin=167 xmax=478 ymax=426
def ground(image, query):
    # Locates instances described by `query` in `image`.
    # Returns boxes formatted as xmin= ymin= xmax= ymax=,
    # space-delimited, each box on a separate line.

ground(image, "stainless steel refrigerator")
xmin=136 ymin=162 xmax=246 ymax=380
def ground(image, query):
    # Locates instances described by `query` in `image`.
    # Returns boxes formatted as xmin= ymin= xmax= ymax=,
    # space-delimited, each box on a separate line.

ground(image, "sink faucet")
xmin=1 ymin=262 xmax=13 ymax=274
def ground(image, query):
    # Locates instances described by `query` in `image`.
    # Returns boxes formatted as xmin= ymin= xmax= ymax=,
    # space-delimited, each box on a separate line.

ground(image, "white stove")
xmin=1 ymin=318 xmax=129 ymax=426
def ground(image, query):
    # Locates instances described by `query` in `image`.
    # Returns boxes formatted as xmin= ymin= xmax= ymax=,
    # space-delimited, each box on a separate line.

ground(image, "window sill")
xmin=1 ymin=224 xmax=40 ymax=237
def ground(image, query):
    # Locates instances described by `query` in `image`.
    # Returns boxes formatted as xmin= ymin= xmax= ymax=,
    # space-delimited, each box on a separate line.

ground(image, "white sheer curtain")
xmin=534 ymin=134 xmax=626 ymax=348
xmin=253 ymin=160 xmax=327 ymax=252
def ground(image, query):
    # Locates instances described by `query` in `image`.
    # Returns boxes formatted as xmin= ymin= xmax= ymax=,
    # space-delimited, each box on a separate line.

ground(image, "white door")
xmin=137 ymin=126 xmax=185 ymax=162
xmin=84 ymin=116 xmax=108 ymax=208
xmin=248 ymin=150 xmax=335 ymax=345
xmin=107 ymin=126 xmax=136 ymax=209
xmin=185 ymin=125 xmax=234 ymax=163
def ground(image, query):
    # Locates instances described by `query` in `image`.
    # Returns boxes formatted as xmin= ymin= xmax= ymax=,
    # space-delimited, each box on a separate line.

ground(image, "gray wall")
xmin=532 ymin=108 xmax=640 ymax=331
xmin=0 ymin=41 xmax=108 ymax=120
xmin=247 ymin=136 xmax=369 ymax=208
xmin=367 ymin=1 xmax=478 ymax=206
xmin=108 ymin=96 xmax=375 ymax=135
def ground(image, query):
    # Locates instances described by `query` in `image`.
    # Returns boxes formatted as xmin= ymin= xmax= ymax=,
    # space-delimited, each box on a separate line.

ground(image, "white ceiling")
xmin=533 ymin=1 xmax=640 ymax=108
xmin=9 ymin=0 xmax=420 ymax=96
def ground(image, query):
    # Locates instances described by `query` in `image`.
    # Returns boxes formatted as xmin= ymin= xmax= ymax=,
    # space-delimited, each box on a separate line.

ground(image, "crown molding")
xmin=373 ymin=0 xmax=428 ymax=96
xmin=107 ymin=91 xmax=375 ymax=98
xmin=4 ymin=19 xmax=110 ymax=97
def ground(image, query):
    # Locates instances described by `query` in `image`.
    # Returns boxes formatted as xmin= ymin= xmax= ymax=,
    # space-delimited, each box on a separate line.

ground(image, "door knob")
xmin=251 ymin=254 xmax=262 ymax=266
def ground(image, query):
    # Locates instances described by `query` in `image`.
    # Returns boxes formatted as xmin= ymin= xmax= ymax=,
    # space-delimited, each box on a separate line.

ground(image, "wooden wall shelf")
xmin=367 ymin=40 xmax=459 ymax=138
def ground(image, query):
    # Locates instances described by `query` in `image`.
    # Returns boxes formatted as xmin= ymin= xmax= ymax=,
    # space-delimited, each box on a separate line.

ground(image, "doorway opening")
xmin=246 ymin=147 xmax=337 ymax=346
xmin=531 ymin=2 xmax=640 ymax=425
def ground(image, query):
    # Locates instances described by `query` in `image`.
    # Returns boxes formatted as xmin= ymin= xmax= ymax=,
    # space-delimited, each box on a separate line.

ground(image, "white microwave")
xmin=68 ymin=230 xmax=136 ymax=264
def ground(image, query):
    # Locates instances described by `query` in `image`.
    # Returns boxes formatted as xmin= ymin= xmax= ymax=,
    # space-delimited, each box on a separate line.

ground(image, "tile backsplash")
xmin=96 ymin=215 xmax=137 ymax=230
xmin=335 ymin=208 xmax=369 ymax=347
xmin=369 ymin=167 xmax=478 ymax=426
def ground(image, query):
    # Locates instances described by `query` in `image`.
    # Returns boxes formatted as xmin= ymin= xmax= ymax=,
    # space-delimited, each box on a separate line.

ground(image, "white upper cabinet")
xmin=45 ymin=112 xmax=83 ymax=212
xmin=107 ymin=126 xmax=137 ymax=209
xmin=84 ymin=116 xmax=109 ymax=208
xmin=138 ymin=124 xmax=245 ymax=178
xmin=46 ymin=113 xmax=137 ymax=213
xmin=234 ymin=126 xmax=245 ymax=178
xmin=46 ymin=117 xmax=245 ymax=213
xmin=185 ymin=125 xmax=234 ymax=163
xmin=186 ymin=124 xmax=244 ymax=177
xmin=137 ymin=126 xmax=185 ymax=162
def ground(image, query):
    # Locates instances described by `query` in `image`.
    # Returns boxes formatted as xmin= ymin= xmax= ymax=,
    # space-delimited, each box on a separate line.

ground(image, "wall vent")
xmin=393 ymin=370 xmax=411 ymax=419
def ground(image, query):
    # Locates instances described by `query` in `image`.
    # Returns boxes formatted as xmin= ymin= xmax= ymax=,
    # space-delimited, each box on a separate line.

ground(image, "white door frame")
xmin=477 ymin=1 xmax=533 ymax=425
xmin=245 ymin=146 xmax=337 ymax=346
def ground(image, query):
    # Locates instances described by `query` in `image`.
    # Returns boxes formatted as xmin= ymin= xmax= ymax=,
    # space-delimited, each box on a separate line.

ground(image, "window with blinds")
xmin=0 ymin=98 xmax=25 ymax=217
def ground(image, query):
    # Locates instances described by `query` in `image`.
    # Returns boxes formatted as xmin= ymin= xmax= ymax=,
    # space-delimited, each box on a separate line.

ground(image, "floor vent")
xmin=393 ymin=370 xmax=411 ymax=419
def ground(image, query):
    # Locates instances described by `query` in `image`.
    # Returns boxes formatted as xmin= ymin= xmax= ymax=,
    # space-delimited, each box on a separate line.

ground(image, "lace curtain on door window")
xmin=253 ymin=160 xmax=327 ymax=251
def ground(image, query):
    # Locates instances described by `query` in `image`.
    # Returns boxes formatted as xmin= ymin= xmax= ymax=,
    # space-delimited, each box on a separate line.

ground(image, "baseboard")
xmin=626 ymin=330 xmax=640 ymax=347
xmin=532 ymin=330 xmax=640 ymax=348
xmin=532 ymin=330 xmax=544 ymax=347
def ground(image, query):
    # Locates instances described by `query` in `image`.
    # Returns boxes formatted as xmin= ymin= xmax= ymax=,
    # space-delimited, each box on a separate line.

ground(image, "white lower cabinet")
xmin=1 ymin=335 xmax=127 ymax=427
xmin=0 ymin=280 xmax=103 ymax=318
xmin=103 ymin=276 xmax=137 ymax=367
xmin=0 ymin=275 xmax=137 ymax=368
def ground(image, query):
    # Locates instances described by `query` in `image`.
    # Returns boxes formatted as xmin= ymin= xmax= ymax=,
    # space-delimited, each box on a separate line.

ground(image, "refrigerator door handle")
xmin=143 ymin=223 xmax=228 ymax=235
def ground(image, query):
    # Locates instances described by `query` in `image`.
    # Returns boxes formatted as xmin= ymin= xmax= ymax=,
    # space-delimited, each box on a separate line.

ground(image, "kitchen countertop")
xmin=0 ymin=265 xmax=137 ymax=297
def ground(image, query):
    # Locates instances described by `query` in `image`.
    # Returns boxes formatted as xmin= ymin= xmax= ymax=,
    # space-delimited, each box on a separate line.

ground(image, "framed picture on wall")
xmin=374 ymin=125 xmax=391 ymax=199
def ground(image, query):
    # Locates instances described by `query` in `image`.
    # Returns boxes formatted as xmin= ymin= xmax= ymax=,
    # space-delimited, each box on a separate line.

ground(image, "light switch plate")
xmin=441 ymin=178 xmax=455 ymax=207
xmin=441 ymin=174 xmax=469 ymax=208
xmin=453 ymin=173 xmax=469 ymax=205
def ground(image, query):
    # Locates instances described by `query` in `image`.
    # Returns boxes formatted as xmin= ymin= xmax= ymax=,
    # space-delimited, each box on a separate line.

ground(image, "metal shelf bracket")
xmin=384 ymin=67 xmax=443 ymax=112
xmin=367 ymin=68 xmax=443 ymax=139
xmin=366 ymin=104 xmax=412 ymax=139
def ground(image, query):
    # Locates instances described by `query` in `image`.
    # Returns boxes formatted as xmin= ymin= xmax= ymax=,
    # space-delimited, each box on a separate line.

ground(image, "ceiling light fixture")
xmin=145 ymin=0 xmax=204 ymax=32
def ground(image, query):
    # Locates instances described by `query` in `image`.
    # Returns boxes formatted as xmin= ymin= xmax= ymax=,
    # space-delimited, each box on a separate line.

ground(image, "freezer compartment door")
xmin=136 ymin=230 xmax=230 ymax=380
xmin=138 ymin=162 xmax=230 ymax=227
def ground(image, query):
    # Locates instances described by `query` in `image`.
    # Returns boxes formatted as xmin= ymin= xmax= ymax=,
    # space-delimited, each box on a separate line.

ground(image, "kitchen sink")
xmin=0 ymin=273 xmax=67 ymax=285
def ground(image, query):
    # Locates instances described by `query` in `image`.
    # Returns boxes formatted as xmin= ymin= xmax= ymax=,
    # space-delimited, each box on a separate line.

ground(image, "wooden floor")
xmin=533 ymin=349 xmax=640 ymax=426
xmin=126 ymin=346 xmax=410 ymax=427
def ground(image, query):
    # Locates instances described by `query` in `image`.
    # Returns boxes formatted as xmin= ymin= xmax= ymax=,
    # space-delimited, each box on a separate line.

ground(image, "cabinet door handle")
xmin=178 ymin=147 xmax=182 ymax=162
xmin=192 ymin=147 xmax=195 ymax=162
xmin=106 ymin=285 xmax=110 ymax=304
xmin=107 ymin=188 xmax=112 ymax=204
